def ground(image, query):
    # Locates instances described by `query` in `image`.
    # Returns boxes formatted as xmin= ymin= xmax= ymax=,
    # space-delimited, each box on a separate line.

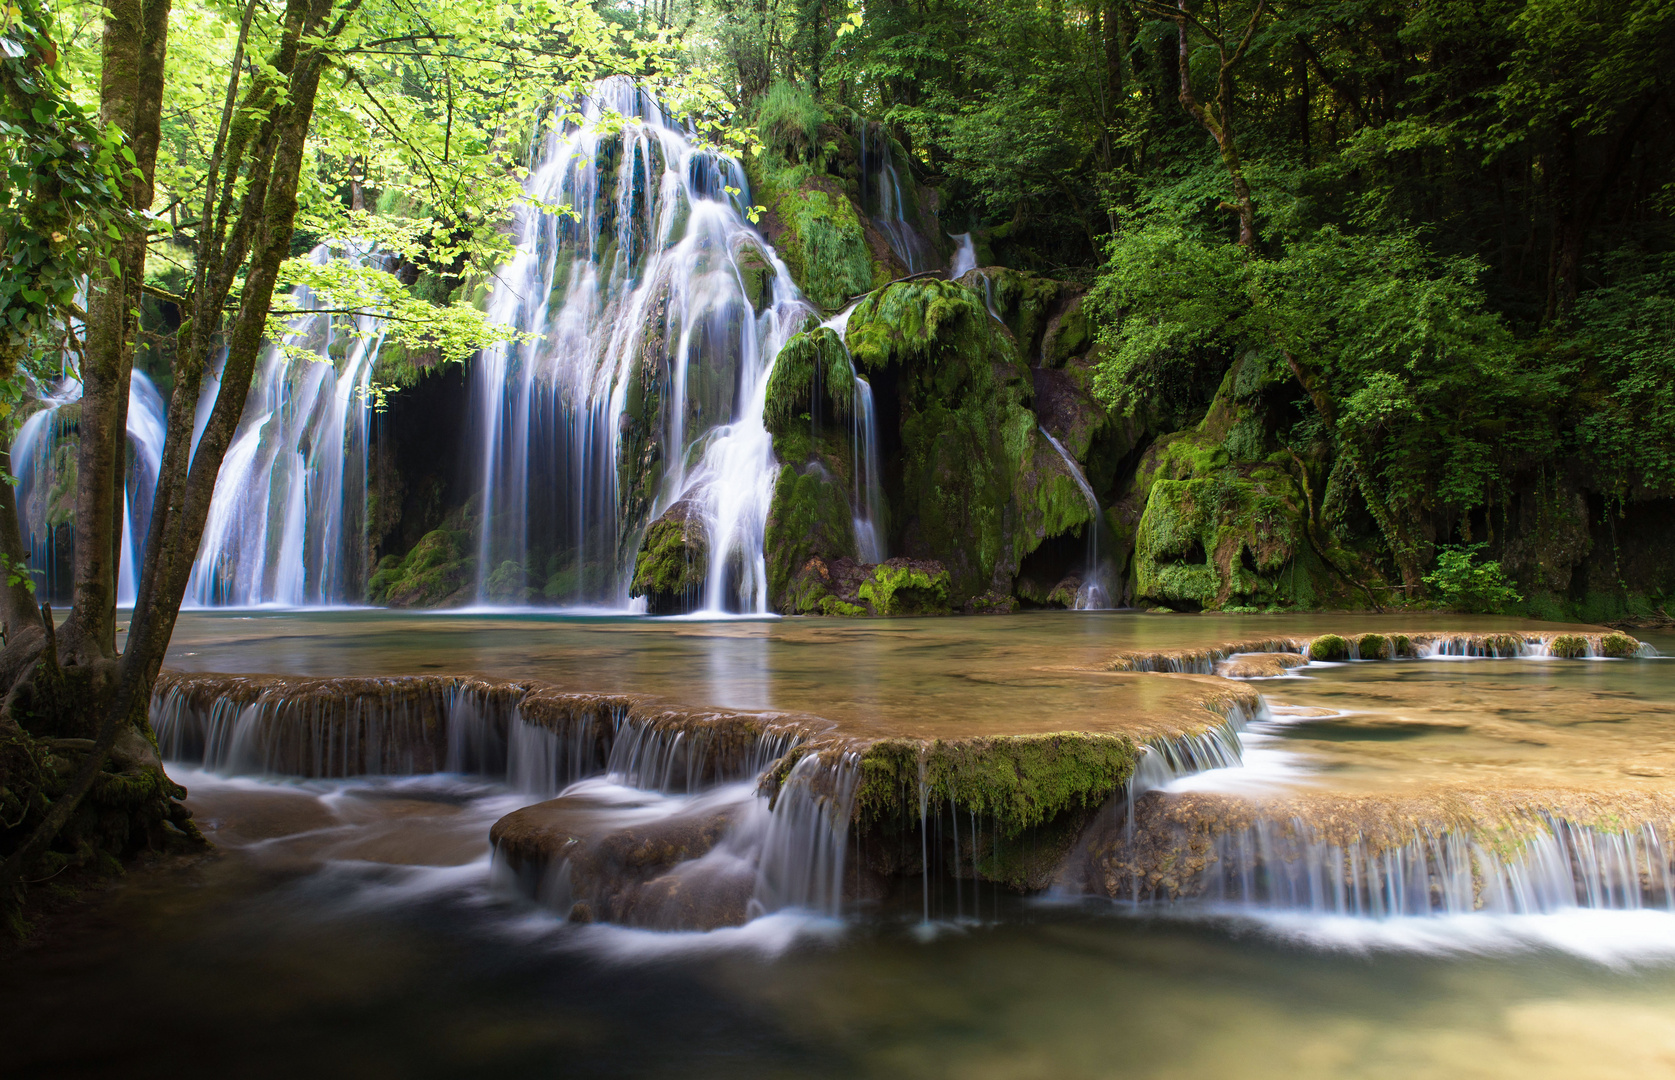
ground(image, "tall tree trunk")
xmin=65 ymin=0 xmax=170 ymax=665
xmin=124 ymin=0 xmax=346 ymax=698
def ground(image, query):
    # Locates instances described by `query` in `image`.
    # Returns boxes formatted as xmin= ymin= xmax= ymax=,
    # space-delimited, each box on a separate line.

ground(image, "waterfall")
xmin=14 ymin=369 xmax=168 ymax=604
xmin=471 ymin=77 xmax=813 ymax=611
xmin=823 ymin=302 xmax=887 ymax=563
xmin=1038 ymin=426 xmax=1109 ymax=608
xmin=861 ymin=120 xmax=929 ymax=274
xmin=949 ymin=232 xmax=976 ymax=280
xmin=185 ymin=243 xmax=385 ymax=606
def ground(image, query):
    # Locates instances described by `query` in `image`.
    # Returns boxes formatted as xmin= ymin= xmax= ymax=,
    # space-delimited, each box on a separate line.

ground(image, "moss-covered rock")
xmin=1133 ymin=466 xmax=1306 ymax=610
xmin=1354 ymin=633 xmax=1392 ymax=660
xmin=765 ymin=463 xmax=857 ymax=611
xmin=629 ymin=499 xmax=709 ymax=615
xmin=1599 ymin=632 xmax=1641 ymax=659
xmin=764 ymin=328 xmax=853 ymax=432
xmin=748 ymin=166 xmax=877 ymax=311
xmin=367 ymin=528 xmax=476 ymax=607
xmin=1549 ymin=633 xmax=1589 ymax=658
xmin=733 ymin=239 xmax=779 ymax=315
xmin=857 ymin=559 xmax=951 ymax=615
xmin=844 ymin=279 xmax=1053 ymax=602
xmin=1309 ymin=634 xmax=1351 ymax=661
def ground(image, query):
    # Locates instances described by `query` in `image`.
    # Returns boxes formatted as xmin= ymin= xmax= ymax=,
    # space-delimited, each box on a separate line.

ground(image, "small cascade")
xmin=948 ymin=232 xmax=976 ymax=280
xmin=185 ymin=243 xmax=386 ymax=606
xmin=471 ymin=77 xmax=813 ymax=611
xmin=1038 ymin=426 xmax=1109 ymax=608
xmin=822 ymin=303 xmax=888 ymax=563
xmin=14 ymin=369 xmax=167 ymax=604
xmin=860 ymin=120 xmax=930 ymax=274
xmin=1184 ymin=810 xmax=1675 ymax=916
xmin=750 ymin=750 xmax=863 ymax=917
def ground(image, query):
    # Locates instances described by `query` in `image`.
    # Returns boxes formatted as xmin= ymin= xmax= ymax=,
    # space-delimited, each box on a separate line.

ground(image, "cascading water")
xmin=185 ymin=243 xmax=385 ymax=606
xmin=822 ymin=302 xmax=887 ymax=563
xmin=472 ymin=77 xmax=813 ymax=612
xmin=949 ymin=232 xmax=976 ymax=280
xmin=1038 ymin=426 xmax=1109 ymax=608
xmin=13 ymin=369 xmax=168 ymax=604
xmin=860 ymin=120 xmax=930 ymax=274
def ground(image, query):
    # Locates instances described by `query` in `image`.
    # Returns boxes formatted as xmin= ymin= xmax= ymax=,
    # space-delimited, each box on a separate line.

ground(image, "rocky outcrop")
xmin=629 ymin=498 xmax=710 ymax=615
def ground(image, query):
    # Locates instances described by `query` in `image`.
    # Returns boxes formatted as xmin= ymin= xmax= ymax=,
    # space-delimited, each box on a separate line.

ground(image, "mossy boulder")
xmin=748 ymin=166 xmax=877 ymax=311
xmin=779 ymin=555 xmax=951 ymax=616
xmin=845 ymin=279 xmax=1058 ymax=603
xmin=1549 ymin=633 xmax=1589 ymax=658
xmin=1354 ymin=633 xmax=1392 ymax=660
xmin=1133 ymin=465 xmax=1306 ymax=611
xmin=733 ymin=239 xmax=779 ymax=315
xmin=630 ymin=499 xmax=709 ymax=615
xmin=1310 ymin=634 xmax=1351 ymax=662
xmin=765 ymin=463 xmax=857 ymax=611
xmin=1599 ymin=632 xmax=1641 ymax=659
xmin=857 ymin=559 xmax=951 ymax=615
xmin=763 ymin=328 xmax=867 ymax=611
xmin=368 ymin=528 xmax=476 ymax=607
xmin=764 ymin=328 xmax=853 ymax=433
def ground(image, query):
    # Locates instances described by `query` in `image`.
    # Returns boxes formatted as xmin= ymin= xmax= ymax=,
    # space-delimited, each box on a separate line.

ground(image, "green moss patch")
xmin=630 ymin=501 xmax=708 ymax=615
xmin=368 ymin=528 xmax=476 ymax=607
xmin=851 ymin=733 xmax=1139 ymax=841
xmin=1310 ymin=634 xmax=1351 ymax=662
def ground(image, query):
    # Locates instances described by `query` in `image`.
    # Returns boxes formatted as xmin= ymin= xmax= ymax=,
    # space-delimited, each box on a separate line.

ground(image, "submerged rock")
xmin=1215 ymin=652 xmax=1308 ymax=678
xmin=492 ymin=793 xmax=753 ymax=930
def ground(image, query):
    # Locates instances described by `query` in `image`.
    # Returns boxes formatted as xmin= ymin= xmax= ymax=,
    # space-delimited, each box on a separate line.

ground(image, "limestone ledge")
xmin=1075 ymin=785 xmax=1675 ymax=908
xmin=1107 ymin=630 xmax=1646 ymax=674
xmin=152 ymin=667 xmax=1259 ymax=834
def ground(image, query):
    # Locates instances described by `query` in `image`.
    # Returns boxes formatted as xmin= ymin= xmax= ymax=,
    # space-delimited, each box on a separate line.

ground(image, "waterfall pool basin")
xmin=5 ymin=612 xmax=1674 ymax=1077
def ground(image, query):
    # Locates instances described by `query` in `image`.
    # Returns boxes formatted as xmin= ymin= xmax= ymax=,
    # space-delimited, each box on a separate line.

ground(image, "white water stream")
xmin=471 ymin=78 xmax=814 ymax=612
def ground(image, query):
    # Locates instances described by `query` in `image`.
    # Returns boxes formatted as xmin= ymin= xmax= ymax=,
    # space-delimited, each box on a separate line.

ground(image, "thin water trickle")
xmin=1038 ymin=425 xmax=1109 ymax=608
xmin=948 ymin=232 xmax=976 ymax=280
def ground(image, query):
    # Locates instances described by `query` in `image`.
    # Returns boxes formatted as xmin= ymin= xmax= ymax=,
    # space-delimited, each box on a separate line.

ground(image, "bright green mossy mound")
xmin=629 ymin=502 xmax=708 ymax=615
xmin=857 ymin=561 xmax=950 ymax=615
xmin=764 ymin=328 xmax=853 ymax=431
xmin=1549 ymin=633 xmax=1589 ymax=658
xmin=1389 ymin=633 xmax=1414 ymax=657
xmin=1599 ymin=632 xmax=1641 ymax=659
xmin=368 ymin=528 xmax=475 ymax=607
xmin=748 ymin=165 xmax=876 ymax=310
xmin=1310 ymin=634 xmax=1351 ymax=661
xmin=851 ymin=733 xmax=1137 ymax=836
xmin=1355 ymin=633 xmax=1392 ymax=660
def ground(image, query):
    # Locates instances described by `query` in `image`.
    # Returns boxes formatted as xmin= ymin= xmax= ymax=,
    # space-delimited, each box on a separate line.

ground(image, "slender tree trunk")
xmin=124 ymin=0 xmax=346 ymax=698
xmin=66 ymin=0 xmax=171 ymax=665
xmin=0 ymin=430 xmax=43 ymax=638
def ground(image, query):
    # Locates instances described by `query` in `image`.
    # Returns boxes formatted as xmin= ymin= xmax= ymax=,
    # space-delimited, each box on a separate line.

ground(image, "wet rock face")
xmin=630 ymin=498 xmax=709 ymax=615
xmin=492 ymin=795 xmax=754 ymax=931
xmin=842 ymin=279 xmax=1042 ymax=602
